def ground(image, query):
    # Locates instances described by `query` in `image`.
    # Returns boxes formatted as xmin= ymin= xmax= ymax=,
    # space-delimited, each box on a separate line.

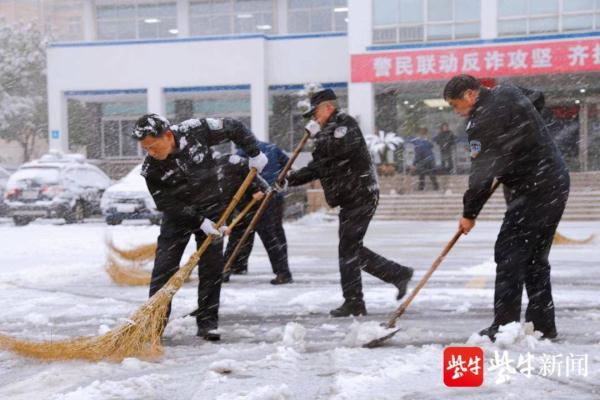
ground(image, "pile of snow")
xmin=214 ymin=384 xmax=292 ymax=400
xmin=209 ymin=359 xmax=237 ymax=375
xmin=466 ymin=322 xmax=542 ymax=348
xmin=281 ymin=322 xmax=306 ymax=350
xmin=342 ymin=320 xmax=397 ymax=347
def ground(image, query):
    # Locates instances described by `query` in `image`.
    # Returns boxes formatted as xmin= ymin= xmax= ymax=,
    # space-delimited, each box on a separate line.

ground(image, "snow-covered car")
xmin=0 ymin=166 xmax=11 ymax=216
xmin=100 ymin=164 xmax=161 ymax=225
xmin=4 ymin=152 xmax=111 ymax=226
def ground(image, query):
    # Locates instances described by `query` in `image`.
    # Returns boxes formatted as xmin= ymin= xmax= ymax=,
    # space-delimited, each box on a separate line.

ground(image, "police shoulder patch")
xmin=206 ymin=118 xmax=224 ymax=130
xmin=334 ymin=126 xmax=348 ymax=138
xmin=469 ymin=140 xmax=482 ymax=158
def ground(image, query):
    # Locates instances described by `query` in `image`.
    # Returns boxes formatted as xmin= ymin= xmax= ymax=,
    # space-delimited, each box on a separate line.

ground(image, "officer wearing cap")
xmin=443 ymin=75 xmax=570 ymax=341
xmin=284 ymin=89 xmax=414 ymax=317
xmin=132 ymin=113 xmax=268 ymax=341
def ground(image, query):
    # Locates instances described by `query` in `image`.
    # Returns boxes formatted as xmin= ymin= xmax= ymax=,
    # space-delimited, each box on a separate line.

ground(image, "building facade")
xmin=39 ymin=0 xmax=600 ymax=172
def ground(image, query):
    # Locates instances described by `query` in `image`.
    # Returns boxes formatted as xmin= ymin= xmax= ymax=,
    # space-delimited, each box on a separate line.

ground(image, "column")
xmin=348 ymin=0 xmax=375 ymax=136
xmin=176 ymin=0 xmax=190 ymax=37
xmin=147 ymin=85 xmax=165 ymax=116
xmin=47 ymin=89 xmax=69 ymax=152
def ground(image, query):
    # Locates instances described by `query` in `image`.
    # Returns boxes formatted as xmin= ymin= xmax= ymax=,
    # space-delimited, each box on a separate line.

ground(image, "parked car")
xmin=0 ymin=167 xmax=10 ymax=216
xmin=100 ymin=164 xmax=161 ymax=225
xmin=4 ymin=152 xmax=111 ymax=226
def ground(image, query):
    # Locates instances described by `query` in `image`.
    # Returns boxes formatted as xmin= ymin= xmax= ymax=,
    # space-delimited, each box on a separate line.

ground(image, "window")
xmin=189 ymin=0 xmax=275 ymax=36
xmin=96 ymin=1 xmax=177 ymax=40
xmin=100 ymin=102 xmax=146 ymax=159
xmin=373 ymin=0 xmax=480 ymax=44
xmin=268 ymin=86 xmax=347 ymax=152
xmin=498 ymin=0 xmax=600 ymax=36
xmin=44 ymin=0 xmax=85 ymax=41
xmin=288 ymin=0 xmax=347 ymax=34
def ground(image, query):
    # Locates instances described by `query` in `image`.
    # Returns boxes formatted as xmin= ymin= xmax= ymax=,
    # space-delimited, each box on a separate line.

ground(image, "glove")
xmin=304 ymin=119 xmax=321 ymax=138
xmin=248 ymin=152 xmax=268 ymax=173
xmin=200 ymin=218 xmax=228 ymax=237
xmin=272 ymin=178 xmax=288 ymax=193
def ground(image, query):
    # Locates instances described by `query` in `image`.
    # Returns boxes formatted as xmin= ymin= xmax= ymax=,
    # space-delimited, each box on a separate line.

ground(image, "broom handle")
xmin=180 ymin=168 xmax=257 ymax=280
xmin=223 ymin=132 xmax=311 ymax=274
xmin=229 ymin=197 xmax=258 ymax=230
xmin=385 ymin=179 xmax=501 ymax=328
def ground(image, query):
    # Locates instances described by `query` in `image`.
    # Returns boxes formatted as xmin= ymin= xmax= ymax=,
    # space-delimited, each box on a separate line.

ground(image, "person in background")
xmin=224 ymin=141 xmax=293 ymax=285
xmin=411 ymin=127 xmax=439 ymax=191
xmin=434 ymin=122 xmax=456 ymax=174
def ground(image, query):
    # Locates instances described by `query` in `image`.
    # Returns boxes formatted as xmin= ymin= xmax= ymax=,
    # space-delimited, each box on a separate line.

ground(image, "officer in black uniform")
xmin=284 ymin=89 xmax=414 ymax=317
xmin=132 ymin=114 xmax=267 ymax=341
xmin=225 ymin=141 xmax=293 ymax=285
xmin=443 ymin=75 xmax=570 ymax=341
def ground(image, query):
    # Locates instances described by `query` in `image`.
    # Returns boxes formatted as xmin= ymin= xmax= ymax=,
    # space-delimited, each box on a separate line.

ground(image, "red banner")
xmin=351 ymin=36 xmax=600 ymax=83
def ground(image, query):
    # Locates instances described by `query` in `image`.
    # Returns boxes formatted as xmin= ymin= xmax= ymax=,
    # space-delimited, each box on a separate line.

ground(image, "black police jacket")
xmin=140 ymin=117 xmax=260 ymax=223
xmin=287 ymin=111 xmax=379 ymax=208
xmin=463 ymin=85 xmax=568 ymax=219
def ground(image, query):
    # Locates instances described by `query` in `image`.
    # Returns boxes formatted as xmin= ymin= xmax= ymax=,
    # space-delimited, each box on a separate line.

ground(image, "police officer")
xmin=225 ymin=141 xmax=293 ymax=285
xmin=443 ymin=75 xmax=570 ymax=341
xmin=283 ymin=89 xmax=414 ymax=317
xmin=132 ymin=114 xmax=267 ymax=341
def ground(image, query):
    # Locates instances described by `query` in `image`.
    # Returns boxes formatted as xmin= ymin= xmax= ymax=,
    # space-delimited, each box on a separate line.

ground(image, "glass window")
xmin=428 ymin=0 xmax=452 ymax=22
xmin=455 ymin=0 xmax=479 ymax=21
xmin=287 ymin=0 xmax=347 ymax=34
xmin=102 ymin=120 xmax=120 ymax=157
xmin=399 ymin=0 xmax=423 ymax=23
xmin=190 ymin=0 xmax=275 ymax=36
xmin=498 ymin=0 xmax=526 ymax=17
xmin=498 ymin=0 xmax=598 ymax=36
xmin=373 ymin=0 xmax=398 ymax=26
xmin=564 ymin=0 xmax=594 ymax=11
xmin=373 ymin=0 xmax=479 ymax=44
xmin=96 ymin=2 xmax=177 ymax=40
xmin=498 ymin=18 xmax=527 ymax=35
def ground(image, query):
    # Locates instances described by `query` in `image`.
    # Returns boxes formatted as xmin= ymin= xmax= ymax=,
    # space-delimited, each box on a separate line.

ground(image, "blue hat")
xmin=303 ymin=89 xmax=337 ymax=118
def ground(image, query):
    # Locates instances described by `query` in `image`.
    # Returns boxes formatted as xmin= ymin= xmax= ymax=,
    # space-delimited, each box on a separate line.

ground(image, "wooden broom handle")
xmin=385 ymin=179 xmax=501 ymax=328
xmin=223 ymin=132 xmax=311 ymax=273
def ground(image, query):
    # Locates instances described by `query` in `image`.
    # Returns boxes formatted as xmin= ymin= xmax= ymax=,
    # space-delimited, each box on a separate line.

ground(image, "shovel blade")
xmin=362 ymin=327 xmax=402 ymax=348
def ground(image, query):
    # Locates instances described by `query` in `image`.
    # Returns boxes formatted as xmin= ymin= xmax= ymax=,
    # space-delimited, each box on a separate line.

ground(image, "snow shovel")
xmin=223 ymin=132 xmax=311 ymax=275
xmin=363 ymin=180 xmax=501 ymax=348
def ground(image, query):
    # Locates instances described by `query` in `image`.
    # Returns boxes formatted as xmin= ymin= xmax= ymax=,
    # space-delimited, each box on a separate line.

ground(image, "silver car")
xmin=4 ymin=152 xmax=111 ymax=226
xmin=100 ymin=164 xmax=161 ymax=225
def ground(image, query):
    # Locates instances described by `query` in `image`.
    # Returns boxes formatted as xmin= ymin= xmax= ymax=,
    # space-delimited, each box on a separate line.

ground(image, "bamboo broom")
xmin=105 ymin=198 xmax=259 ymax=287
xmin=0 ymin=169 xmax=257 ymax=362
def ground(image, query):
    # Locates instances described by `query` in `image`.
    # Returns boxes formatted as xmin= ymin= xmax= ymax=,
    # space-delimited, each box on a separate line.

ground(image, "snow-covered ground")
xmin=0 ymin=215 xmax=599 ymax=399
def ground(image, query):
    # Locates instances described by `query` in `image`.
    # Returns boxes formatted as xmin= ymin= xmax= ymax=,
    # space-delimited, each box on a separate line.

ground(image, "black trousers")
xmin=150 ymin=211 xmax=225 ymax=330
xmin=493 ymin=174 xmax=569 ymax=334
xmin=225 ymin=194 xmax=291 ymax=277
xmin=338 ymin=195 xmax=412 ymax=301
xmin=440 ymin=149 xmax=454 ymax=173
xmin=415 ymin=160 xmax=439 ymax=190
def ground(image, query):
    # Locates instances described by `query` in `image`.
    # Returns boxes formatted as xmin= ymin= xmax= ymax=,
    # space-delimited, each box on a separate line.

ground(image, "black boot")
xmin=394 ymin=267 xmax=414 ymax=300
xmin=197 ymin=319 xmax=220 ymax=341
xmin=479 ymin=325 xmax=499 ymax=342
xmin=196 ymin=327 xmax=221 ymax=341
xmin=270 ymin=273 xmax=293 ymax=285
xmin=330 ymin=299 xmax=367 ymax=317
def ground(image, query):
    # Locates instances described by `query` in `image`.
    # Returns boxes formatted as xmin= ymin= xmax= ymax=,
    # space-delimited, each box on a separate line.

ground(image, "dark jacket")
xmin=463 ymin=85 xmax=568 ymax=219
xmin=287 ymin=111 xmax=378 ymax=208
xmin=216 ymin=154 xmax=269 ymax=203
xmin=238 ymin=141 xmax=289 ymax=185
xmin=434 ymin=130 xmax=456 ymax=151
xmin=140 ymin=117 xmax=260 ymax=223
